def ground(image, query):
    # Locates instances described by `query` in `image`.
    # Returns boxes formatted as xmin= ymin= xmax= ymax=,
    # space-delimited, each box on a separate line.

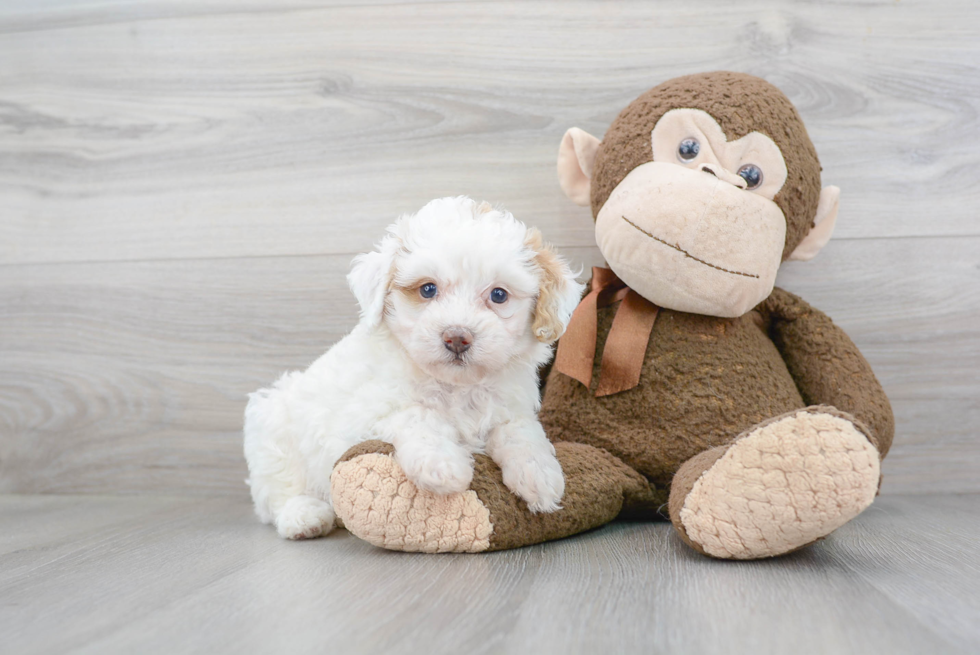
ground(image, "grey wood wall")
xmin=1 ymin=0 xmax=977 ymax=497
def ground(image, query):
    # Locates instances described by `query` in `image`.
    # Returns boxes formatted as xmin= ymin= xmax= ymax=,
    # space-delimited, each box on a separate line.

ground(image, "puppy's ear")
xmin=347 ymin=234 xmax=400 ymax=328
xmin=526 ymin=228 xmax=585 ymax=343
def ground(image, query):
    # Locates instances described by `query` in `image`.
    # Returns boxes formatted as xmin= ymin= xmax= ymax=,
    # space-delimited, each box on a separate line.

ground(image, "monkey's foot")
xmin=669 ymin=407 xmax=880 ymax=560
xmin=332 ymin=440 xmax=659 ymax=553
xmin=331 ymin=441 xmax=493 ymax=553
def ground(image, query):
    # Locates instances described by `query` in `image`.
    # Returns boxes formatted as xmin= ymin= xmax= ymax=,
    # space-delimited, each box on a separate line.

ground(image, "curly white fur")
xmin=243 ymin=197 xmax=584 ymax=539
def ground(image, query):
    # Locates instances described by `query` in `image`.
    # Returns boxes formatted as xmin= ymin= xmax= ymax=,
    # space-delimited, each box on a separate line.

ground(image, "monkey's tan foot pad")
xmin=675 ymin=408 xmax=880 ymax=560
xmin=331 ymin=441 xmax=492 ymax=553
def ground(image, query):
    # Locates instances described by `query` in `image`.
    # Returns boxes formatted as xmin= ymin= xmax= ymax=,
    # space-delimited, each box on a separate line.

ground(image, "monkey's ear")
xmin=788 ymin=185 xmax=840 ymax=261
xmin=558 ymin=128 xmax=601 ymax=207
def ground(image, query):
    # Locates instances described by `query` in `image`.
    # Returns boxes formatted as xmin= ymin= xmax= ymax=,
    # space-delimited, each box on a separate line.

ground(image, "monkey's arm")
xmin=762 ymin=287 xmax=895 ymax=457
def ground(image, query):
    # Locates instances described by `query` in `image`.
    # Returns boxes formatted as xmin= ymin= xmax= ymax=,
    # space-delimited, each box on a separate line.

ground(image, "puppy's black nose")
xmin=443 ymin=328 xmax=473 ymax=355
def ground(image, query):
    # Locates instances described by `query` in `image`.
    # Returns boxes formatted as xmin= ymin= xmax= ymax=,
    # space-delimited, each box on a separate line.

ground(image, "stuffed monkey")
xmin=332 ymin=72 xmax=894 ymax=559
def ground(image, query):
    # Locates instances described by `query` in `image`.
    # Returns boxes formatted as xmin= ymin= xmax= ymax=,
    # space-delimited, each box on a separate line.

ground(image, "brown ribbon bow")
xmin=553 ymin=267 xmax=660 ymax=397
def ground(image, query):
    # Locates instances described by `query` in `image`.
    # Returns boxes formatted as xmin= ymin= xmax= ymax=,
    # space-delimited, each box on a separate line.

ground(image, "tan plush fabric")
xmin=594 ymin=162 xmax=788 ymax=317
xmin=331 ymin=444 xmax=492 ymax=553
xmin=649 ymin=108 xmax=789 ymax=200
xmin=332 ymin=440 xmax=666 ymax=552
xmin=590 ymin=71 xmax=822 ymax=260
xmin=787 ymin=186 xmax=840 ymax=261
xmin=674 ymin=408 xmax=880 ymax=559
xmin=667 ymin=446 xmax=729 ymax=556
xmin=557 ymin=127 xmax=601 ymax=206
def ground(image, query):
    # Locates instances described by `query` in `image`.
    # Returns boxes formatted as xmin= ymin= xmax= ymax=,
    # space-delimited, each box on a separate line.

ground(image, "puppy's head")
xmin=348 ymin=197 xmax=583 ymax=385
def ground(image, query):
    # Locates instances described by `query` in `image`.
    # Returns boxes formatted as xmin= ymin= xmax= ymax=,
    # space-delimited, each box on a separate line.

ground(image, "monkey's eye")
xmin=420 ymin=283 xmax=438 ymax=299
xmin=490 ymin=288 xmax=508 ymax=304
xmin=737 ymin=164 xmax=764 ymax=189
xmin=677 ymin=138 xmax=700 ymax=161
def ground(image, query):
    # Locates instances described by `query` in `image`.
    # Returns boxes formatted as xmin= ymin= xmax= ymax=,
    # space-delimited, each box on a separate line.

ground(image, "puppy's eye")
xmin=677 ymin=138 xmax=700 ymax=162
xmin=490 ymin=288 xmax=508 ymax=304
xmin=737 ymin=164 xmax=764 ymax=189
xmin=419 ymin=283 xmax=437 ymax=299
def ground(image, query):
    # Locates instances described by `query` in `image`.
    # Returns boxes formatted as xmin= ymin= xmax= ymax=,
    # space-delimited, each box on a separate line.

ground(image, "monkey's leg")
xmin=668 ymin=406 xmax=881 ymax=560
xmin=764 ymin=287 xmax=895 ymax=456
xmin=331 ymin=440 xmax=659 ymax=553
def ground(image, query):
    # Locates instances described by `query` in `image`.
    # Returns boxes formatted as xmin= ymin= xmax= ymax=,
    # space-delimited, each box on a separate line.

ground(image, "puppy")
xmin=244 ymin=197 xmax=584 ymax=539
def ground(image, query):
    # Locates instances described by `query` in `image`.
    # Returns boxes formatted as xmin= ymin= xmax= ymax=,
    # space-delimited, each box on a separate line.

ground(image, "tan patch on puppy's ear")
xmin=475 ymin=200 xmax=493 ymax=215
xmin=526 ymin=228 xmax=580 ymax=343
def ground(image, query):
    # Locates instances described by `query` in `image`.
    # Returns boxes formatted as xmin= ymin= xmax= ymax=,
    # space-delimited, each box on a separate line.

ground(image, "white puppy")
xmin=244 ymin=197 xmax=584 ymax=539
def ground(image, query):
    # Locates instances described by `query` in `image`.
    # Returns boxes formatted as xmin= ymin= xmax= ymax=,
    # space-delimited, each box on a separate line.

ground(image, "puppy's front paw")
xmin=275 ymin=495 xmax=335 ymax=540
xmin=501 ymin=450 xmax=565 ymax=513
xmin=397 ymin=447 xmax=474 ymax=495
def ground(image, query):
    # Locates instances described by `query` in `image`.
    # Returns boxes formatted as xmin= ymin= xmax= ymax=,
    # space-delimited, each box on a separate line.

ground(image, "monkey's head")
xmin=558 ymin=71 xmax=840 ymax=318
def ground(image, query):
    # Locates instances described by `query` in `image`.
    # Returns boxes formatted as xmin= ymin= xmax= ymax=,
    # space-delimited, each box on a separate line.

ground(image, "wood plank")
xmin=1 ymin=236 xmax=976 ymax=496
xmin=0 ymin=494 xmax=198 ymax=577
xmin=826 ymin=493 xmax=980 ymax=652
xmin=0 ymin=494 xmax=976 ymax=654
xmin=505 ymin=495 xmax=980 ymax=654
xmin=1 ymin=0 xmax=979 ymax=266
xmin=0 ymin=0 xmax=476 ymax=32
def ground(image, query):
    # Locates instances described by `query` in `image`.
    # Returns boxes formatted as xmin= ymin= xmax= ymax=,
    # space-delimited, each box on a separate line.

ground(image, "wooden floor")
xmin=1 ymin=493 xmax=977 ymax=655
xmin=2 ymin=2 xmax=979 ymax=654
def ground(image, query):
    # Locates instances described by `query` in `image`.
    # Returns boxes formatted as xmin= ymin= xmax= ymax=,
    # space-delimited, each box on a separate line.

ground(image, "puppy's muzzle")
xmin=442 ymin=327 xmax=473 ymax=356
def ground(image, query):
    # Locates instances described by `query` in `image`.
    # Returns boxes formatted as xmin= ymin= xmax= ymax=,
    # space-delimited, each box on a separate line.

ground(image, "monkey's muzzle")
xmin=594 ymin=162 xmax=786 ymax=318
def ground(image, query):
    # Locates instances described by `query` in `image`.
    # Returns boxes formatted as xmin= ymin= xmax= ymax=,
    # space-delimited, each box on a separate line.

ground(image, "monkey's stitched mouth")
xmin=621 ymin=216 xmax=760 ymax=279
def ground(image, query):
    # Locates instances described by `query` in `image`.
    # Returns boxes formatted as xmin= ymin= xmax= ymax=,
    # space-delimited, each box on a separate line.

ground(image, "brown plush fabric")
xmin=338 ymin=439 xmax=396 ymax=463
xmin=539 ymin=282 xmax=894 ymax=488
xmin=590 ymin=71 xmax=823 ymax=260
xmin=761 ymin=288 xmax=894 ymax=456
xmin=473 ymin=441 xmax=664 ymax=551
xmin=539 ymin=290 xmax=808 ymax=491
xmin=667 ymin=446 xmax=728 ymax=556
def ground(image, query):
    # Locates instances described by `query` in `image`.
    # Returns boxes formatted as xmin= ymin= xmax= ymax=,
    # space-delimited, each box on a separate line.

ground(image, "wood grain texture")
xmin=1 ymin=238 xmax=977 ymax=495
xmin=1 ymin=0 xmax=978 ymax=496
xmin=1 ymin=493 xmax=977 ymax=654
xmin=1 ymin=0 xmax=979 ymax=266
